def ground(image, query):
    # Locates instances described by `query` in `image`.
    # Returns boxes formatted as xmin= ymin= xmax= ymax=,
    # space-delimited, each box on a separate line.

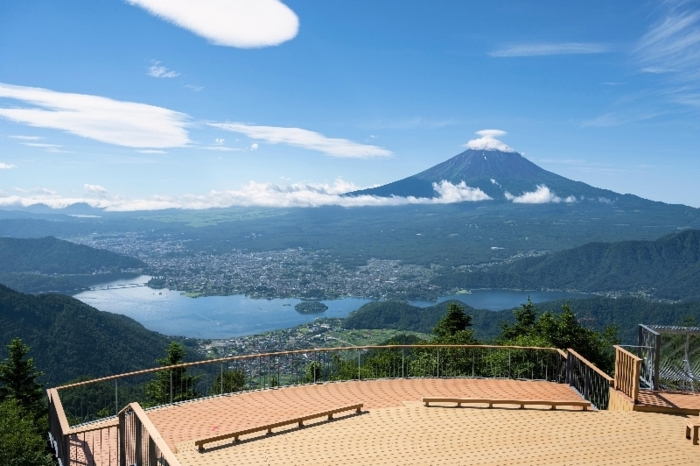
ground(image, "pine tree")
xmin=145 ymin=342 xmax=200 ymax=405
xmin=0 ymin=338 xmax=44 ymax=416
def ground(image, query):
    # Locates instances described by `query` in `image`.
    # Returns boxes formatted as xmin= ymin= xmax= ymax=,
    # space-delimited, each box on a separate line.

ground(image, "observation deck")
xmin=46 ymin=344 xmax=700 ymax=465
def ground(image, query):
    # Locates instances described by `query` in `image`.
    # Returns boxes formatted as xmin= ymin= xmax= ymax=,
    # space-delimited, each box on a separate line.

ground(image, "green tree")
xmin=0 ymin=338 xmax=44 ymax=417
xmin=209 ymin=369 xmax=246 ymax=395
xmin=305 ymin=361 xmax=322 ymax=383
xmin=432 ymin=303 xmax=477 ymax=344
xmin=145 ymin=342 xmax=200 ymax=405
xmin=497 ymin=301 xmax=619 ymax=373
xmin=0 ymin=398 xmax=53 ymax=466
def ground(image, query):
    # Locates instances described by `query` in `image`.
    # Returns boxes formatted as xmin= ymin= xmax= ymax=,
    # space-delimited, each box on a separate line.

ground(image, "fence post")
xmin=402 ymin=348 xmax=405 ymax=378
xmin=119 ymin=408 xmax=127 ymax=466
xmin=565 ymin=352 xmax=572 ymax=385
xmin=115 ymin=379 xmax=118 ymax=416
xmin=583 ymin=366 xmax=590 ymax=400
xmin=135 ymin=415 xmax=142 ymax=463
xmin=148 ymin=437 xmax=157 ymax=465
xmin=654 ymin=332 xmax=661 ymax=391
xmin=357 ymin=349 xmax=361 ymax=380
xmin=436 ymin=349 xmax=440 ymax=378
xmin=221 ymin=362 xmax=224 ymax=395
xmin=170 ymin=370 xmax=173 ymax=404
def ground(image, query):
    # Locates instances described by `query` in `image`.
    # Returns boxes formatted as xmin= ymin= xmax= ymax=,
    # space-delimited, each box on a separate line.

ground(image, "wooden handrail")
xmin=567 ymin=348 xmax=614 ymax=383
xmin=613 ymin=345 xmax=641 ymax=402
xmin=125 ymin=403 xmax=182 ymax=466
xmin=48 ymin=389 xmax=71 ymax=435
xmin=194 ymin=403 xmax=363 ymax=452
xmin=421 ymin=397 xmax=591 ymax=410
xmin=55 ymin=344 xmax=564 ymax=390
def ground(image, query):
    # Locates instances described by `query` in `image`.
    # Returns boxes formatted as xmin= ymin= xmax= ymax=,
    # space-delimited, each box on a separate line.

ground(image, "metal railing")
xmin=54 ymin=344 xmax=569 ymax=429
xmin=47 ymin=344 xmax=587 ymax=465
xmin=638 ymin=325 xmax=661 ymax=390
xmin=565 ymin=349 xmax=614 ymax=410
xmin=119 ymin=403 xmax=181 ymax=466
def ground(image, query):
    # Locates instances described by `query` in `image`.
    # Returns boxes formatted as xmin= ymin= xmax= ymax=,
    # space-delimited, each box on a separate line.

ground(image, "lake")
xmin=74 ymin=275 xmax=589 ymax=339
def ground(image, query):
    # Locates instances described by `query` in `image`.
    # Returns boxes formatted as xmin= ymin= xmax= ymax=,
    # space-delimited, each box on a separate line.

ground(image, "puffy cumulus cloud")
xmin=126 ymin=0 xmax=299 ymax=48
xmin=505 ymin=185 xmax=576 ymax=204
xmin=210 ymin=122 xmax=392 ymax=158
xmin=464 ymin=129 xmax=515 ymax=152
xmin=0 ymin=162 xmax=16 ymax=169
xmin=431 ymin=181 xmax=492 ymax=203
xmin=0 ymin=83 xmax=190 ymax=148
xmin=0 ymin=179 xmax=491 ymax=211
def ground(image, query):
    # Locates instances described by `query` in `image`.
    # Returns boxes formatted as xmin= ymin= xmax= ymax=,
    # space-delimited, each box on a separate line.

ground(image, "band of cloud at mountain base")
xmin=0 ymin=179 xmax=492 ymax=211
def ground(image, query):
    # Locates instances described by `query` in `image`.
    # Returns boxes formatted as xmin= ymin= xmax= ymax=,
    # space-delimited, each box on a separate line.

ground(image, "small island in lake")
xmin=294 ymin=301 xmax=328 ymax=314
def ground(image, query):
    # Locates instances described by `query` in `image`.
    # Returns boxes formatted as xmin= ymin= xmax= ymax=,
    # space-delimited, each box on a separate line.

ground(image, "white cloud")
xmin=0 ymin=162 xmax=16 ymax=169
xmin=184 ymin=84 xmax=204 ymax=92
xmin=137 ymin=149 xmax=167 ymax=154
xmin=199 ymin=145 xmax=241 ymax=151
xmin=126 ymin=0 xmax=299 ymax=48
xmin=211 ymin=122 xmax=393 ymax=158
xmin=505 ymin=185 xmax=576 ymax=204
xmin=214 ymin=138 xmax=225 ymax=144
xmin=147 ymin=61 xmax=180 ymax=78
xmin=8 ymin=135 xmax=42 ymax=140
xmin=22 ymin=142 xmax=60 ymax=148
xmin=464 ymin=129 xmax=515 ymax=152
xmin=84 ymin=184 xmax=108 ymax=196
xmin=0 ymin=179 xmax=491 ymax=211
xmin=0 ymin=82 xmax=190 ymax=148
xmin=634 ymin=9 xmax=700 ymax=81
xmin=490 ymin=42 xmax=609 ymax=57
xmin=250 ymin=143 xmax=258 ymax=150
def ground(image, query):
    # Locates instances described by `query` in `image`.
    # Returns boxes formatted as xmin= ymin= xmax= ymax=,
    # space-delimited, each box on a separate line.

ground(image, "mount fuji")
xmin=350 ymin=147 xmax=641 ymax=206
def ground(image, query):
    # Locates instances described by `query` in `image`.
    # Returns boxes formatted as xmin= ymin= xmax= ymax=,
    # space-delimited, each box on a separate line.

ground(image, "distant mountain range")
xmin=351 ymin=148 xmax=658 ymax=206
xmin=433 ymin=229 xmax=700 ymax=301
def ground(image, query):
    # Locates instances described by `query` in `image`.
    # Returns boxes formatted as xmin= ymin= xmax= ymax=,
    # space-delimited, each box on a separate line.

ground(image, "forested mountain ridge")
xmin=343 ymin=297 xmax=700 ymax=343
xmin=0 ymin=236 xmax=145 ymax=274
xmin=434 ymin=229 xmax=700 ymax=300
xmin=0 ymin=284 xmax=181 ymax=387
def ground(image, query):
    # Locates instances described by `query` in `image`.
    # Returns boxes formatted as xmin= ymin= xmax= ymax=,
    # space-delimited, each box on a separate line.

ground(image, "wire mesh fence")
xmin=637 ymin=325 xmax=700 ymax=392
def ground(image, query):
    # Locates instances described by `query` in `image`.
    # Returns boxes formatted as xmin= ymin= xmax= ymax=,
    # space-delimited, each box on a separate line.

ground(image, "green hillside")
xmin=0 ymin=236 xmax=146 ymax=274
xmin=434 ymin=230 xmax=700 ymax=300
xmin=0 ymin=284 xmax=182 ymax=387
xmin=343 ymin=297 xmax=700 ymax=344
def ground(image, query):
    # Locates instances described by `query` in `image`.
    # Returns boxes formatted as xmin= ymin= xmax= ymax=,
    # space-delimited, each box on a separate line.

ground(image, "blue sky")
xmin=0 ymin=0 xmax=699 ymax=210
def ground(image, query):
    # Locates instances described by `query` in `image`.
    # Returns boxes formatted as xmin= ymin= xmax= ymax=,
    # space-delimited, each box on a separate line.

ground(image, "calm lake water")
xmin=74 ymin=275 xmax=588 ymax=339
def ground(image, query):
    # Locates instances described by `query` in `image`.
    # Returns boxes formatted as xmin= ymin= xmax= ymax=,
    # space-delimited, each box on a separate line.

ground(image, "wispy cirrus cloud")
xmin=126 ymin=0 xmax=299 ymax=48
xmin=0 ymin=82 xmax=191 ymax=148
xmin=0 ymin=162 xmax=16 ymax=169
xmin=490 ymin=42 xmax=609 ymax=57
xmin=634 ymin=8 xmax=700 ymax=80
xmin=8 ymin=135 xmax=42 ymax=140
xmin=0 ymin=179 xmax=491 ymax=211
xmin=210 ymin=122 xmax=393 ymax=158
xmin=147 ymin=61 xmax=180 ymax=78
